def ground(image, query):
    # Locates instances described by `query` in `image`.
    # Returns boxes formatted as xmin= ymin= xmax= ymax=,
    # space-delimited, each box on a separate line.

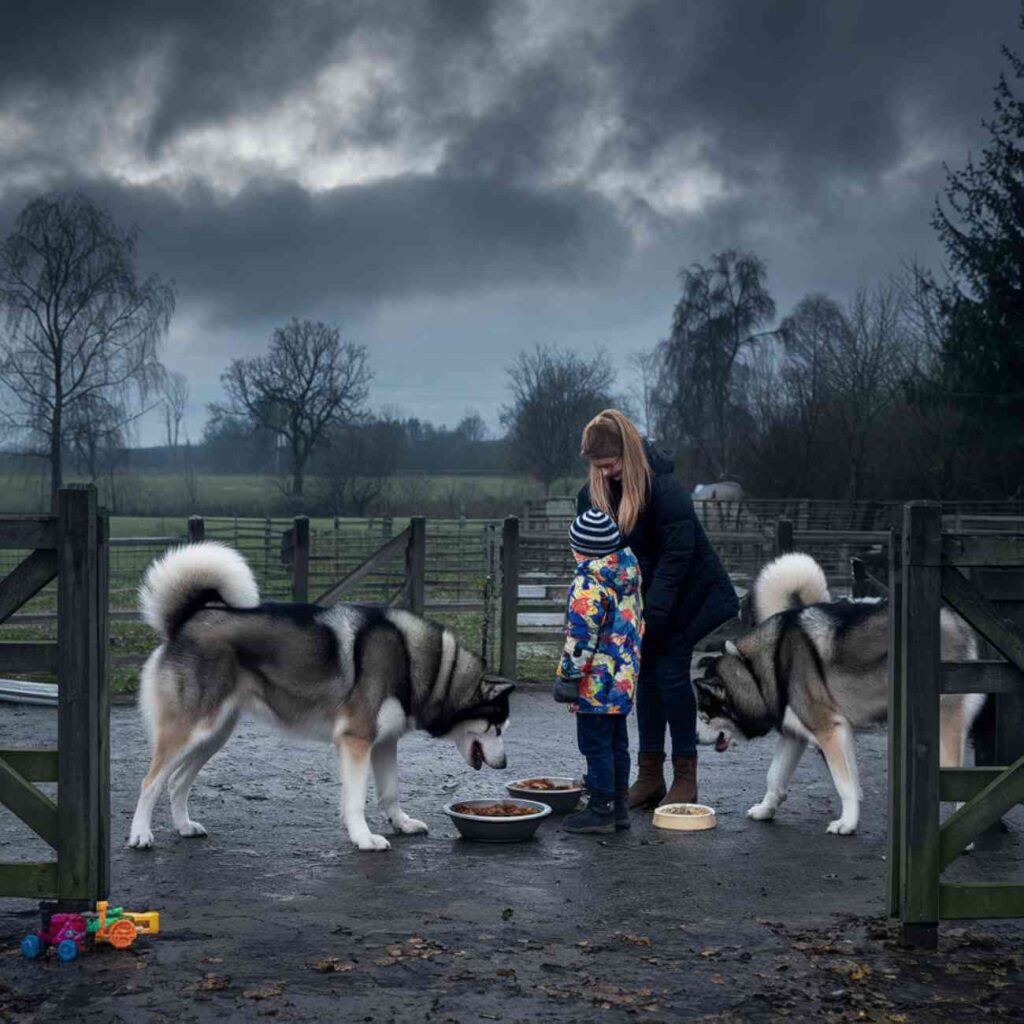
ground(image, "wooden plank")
xmin=0 ymin=749 xmax=58 ymax=781
xmin=941 ymin=566 xmax=1024 ymax=673
xmin=500 ymin=516 xmax=521 ymax=679
xmin=96 ymin=508 xmax=110 ymax=900
xmin=0 ymin=549 xmax=58 ymax=624
xmin=968 ymin=569 xmax=1024 ymax=603
xmin=941 ymin=660 xmax=1024 ymax=694
xmin=57 ymin=486 xmax=105 ymax=902
xmin=0 ymin=516 xmax=57 ymax=550
xmin=0 ymin=642 xmax=58 ymax=675
xmin=887 ymin=526 xmax=903 ymax=919
xmin=940 ymin=883 xmax=1024 ymax=921
xmin=291 ymin=516 xmax=310 ymax=602
xmin=0 ymin=755 xmax=59 ymax=847
xmin=0 ymin=861 xmax=58 ymax=899
xmin=939 ymin=751 xmax=1024 ymax=869
xmin=943 ymin=534 xmax=1024 ymax=567
xmin=899 ymin=503 xmax=942 ymax=936
xmin=407 ymin=517 xmax=426 ymax=617
xmin=939 ymin=767 xmax=1019 ymax=802
xmin=314 ymin=529 xmax=411 ymax=606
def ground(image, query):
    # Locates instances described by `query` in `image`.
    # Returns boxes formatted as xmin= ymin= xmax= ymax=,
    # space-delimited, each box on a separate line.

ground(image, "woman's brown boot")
xmin=660 ymin=755 xmax=698 ymax=805
xmin=628 ymin=752 xmax=666 ymax=808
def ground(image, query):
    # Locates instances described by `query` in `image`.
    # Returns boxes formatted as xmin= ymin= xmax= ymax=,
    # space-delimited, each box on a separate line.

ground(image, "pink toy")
xmin=21 ymin=913 xmax=89 ymax=962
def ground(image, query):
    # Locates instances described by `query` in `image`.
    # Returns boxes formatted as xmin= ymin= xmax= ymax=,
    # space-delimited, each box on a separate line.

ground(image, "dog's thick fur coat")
xmin=130 ymin=542 xmax=512 ymax=852
xmin=694 ymin=552 xmax=985 ymax=835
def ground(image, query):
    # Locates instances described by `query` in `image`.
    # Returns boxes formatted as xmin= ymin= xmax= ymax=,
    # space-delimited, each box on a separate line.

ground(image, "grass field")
xmin=0 ymin=469 xmax=584 ymax=518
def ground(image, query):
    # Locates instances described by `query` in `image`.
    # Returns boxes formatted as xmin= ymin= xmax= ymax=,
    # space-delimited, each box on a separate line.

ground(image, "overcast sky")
xmin=0 ymin=1 xmax=1018 ymax=444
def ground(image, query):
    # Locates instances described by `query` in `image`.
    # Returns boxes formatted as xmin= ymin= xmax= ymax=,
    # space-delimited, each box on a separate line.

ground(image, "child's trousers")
xmin=575 ymin=713 xmax=630 ymax=797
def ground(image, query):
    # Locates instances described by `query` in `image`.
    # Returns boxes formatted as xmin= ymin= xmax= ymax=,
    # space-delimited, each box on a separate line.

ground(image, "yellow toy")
xmin=89 ymin=901 xmax=160 ymax=950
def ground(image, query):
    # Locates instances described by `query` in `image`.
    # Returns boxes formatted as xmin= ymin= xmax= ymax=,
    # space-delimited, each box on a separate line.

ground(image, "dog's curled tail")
xmin=139 ymin=541 xmax=260 ymax=640
xmin=752 ymin=552 xmax=830 ymax=623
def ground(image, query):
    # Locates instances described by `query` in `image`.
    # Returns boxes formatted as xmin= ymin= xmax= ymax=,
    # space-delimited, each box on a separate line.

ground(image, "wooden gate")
xmin=0 ymin=486 xmax=109 ymax=905
xmin=890 ymin=501 xmax=1024 ymax=947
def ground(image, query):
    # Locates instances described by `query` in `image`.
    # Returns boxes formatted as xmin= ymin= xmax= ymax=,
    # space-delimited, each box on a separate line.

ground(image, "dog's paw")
xmin=177 ymin=820 xmax=208 ymax=838
xmin=826 ymin=818 xmax=858 ymax=835
xmin=128 ymin=829 xmax=154 ymax=849
xmin=393 ymin=815 xmax=429 ymax=835
xmin=355 ymin=833 xmax=392 ymax=852
xmin=747 ymin=801 xmax=777 ymax=821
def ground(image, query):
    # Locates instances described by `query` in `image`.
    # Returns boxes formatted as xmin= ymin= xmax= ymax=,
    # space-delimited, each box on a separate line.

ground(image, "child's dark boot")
xmin=563 ymin=791 xmax=614 ymax=834
xmin=613 ymin=788 xmax=631 ymax=830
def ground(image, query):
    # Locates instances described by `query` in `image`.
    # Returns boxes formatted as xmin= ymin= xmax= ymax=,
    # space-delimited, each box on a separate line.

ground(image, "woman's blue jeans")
xmin=636 ymin=649 xmax=697 ymax=758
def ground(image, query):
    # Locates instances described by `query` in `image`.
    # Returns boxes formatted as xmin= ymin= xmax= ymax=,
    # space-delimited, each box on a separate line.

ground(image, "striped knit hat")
xmin=568 ymin=509 xmax=622 ymax=557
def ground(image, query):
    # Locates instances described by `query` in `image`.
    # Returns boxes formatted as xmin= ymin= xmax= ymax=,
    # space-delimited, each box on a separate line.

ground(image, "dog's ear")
xmin=482 ymin=674 xmax=515 ymax=699
xmin=692 ymin=652 xmax=722 ymax=680
xmin=693 ymin=676 xmax=727 ymax=703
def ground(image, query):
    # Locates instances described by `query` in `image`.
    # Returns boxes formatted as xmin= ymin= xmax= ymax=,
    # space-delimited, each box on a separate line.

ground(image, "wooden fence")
xmin=0 ymin=486 xmax=109 ymax=905
xmin=890 ymin=502 xmax=1024 ymax=947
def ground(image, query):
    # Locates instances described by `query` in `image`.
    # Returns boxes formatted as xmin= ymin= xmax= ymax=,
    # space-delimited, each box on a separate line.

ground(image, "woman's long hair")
xmin=580 ymin=409 xmax=652 ymax=535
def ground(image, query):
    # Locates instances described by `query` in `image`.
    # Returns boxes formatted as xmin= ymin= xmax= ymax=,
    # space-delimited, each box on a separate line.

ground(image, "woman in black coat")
xmin=577 ymin=410 xmax=738 ymax=808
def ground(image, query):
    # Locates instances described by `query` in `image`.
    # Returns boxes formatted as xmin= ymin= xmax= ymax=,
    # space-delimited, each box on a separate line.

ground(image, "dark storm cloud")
xmin=0 ymin=0 xmax=1019 ymax=334
xmin=0 ymin=173 xmax=630 ymax=321
xmin=603 ymin=1 xmax=1015 ymax=202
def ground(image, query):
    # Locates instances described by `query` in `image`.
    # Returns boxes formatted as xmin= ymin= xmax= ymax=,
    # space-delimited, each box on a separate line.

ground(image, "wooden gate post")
xmin=56 ymin=485 xmax=109 ymax=905
xmin=499 ymin=516 xmax=520 ymax=679
xmin=887 ymin=521 xmax=903 ymax=918
xmin=292 ymin=516 xmax=310 ymax=603
xmin=187 ymin=515 xmax=205 ymax=542
xmin=407 ymin=517 xmax=426 ymax=616
xmin=899 ymin=502 xmax=942 ymax=949
xmin=775 ymin=518 xmax=794 ymax=557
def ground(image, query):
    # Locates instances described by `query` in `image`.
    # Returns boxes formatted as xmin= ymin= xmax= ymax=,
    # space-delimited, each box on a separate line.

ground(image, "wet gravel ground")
xmin=1 ymin=687 xmax=1023 ymax=1022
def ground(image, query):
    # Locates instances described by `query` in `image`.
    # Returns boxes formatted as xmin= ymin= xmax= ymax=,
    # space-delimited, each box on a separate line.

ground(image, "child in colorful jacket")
xmin=554 ymin=509 xmax=643 ymax=834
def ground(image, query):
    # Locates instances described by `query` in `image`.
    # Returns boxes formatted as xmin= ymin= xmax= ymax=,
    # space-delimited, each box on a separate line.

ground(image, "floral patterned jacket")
xmin=557 ymin=548 xmax=643 ymax=714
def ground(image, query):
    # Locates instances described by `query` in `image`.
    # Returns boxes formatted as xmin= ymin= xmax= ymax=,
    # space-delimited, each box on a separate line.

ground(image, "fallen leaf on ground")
xmin=618 ymin=933 xmax=651 ymax=946
xmin=311 ymin=958 xmax=355 ymax=973
xmin=197 ymin=973 xmax=229 ymax=992
xmin=243 ymin=982 xmax=284 ymax=1000
xmin=709 ymin=974 xmax=726 ymax=985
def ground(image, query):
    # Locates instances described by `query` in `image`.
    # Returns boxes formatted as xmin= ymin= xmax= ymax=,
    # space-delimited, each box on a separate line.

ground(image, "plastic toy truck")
xmin=89 ymin=900 xmax=160 ymax=949
xmin=21 ymin=900 xmax=160 ymax=961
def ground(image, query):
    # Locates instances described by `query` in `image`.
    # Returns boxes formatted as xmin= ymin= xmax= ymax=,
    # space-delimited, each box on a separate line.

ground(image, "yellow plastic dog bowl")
xmin=653 ymin=803 xmax=717 ymax=831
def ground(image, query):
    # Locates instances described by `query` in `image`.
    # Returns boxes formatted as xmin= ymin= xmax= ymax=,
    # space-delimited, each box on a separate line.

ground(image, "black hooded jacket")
xmin=577 ymin=443 xmax=739 ymax=654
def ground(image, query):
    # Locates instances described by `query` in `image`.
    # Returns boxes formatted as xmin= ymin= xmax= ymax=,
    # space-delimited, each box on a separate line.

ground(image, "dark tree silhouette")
xmin=654 ymin=250 xmax=775 ymax=479
xmin=221 ymin=318 xmax=371 ymax=498
xmin=0 ymin=192 xmax=173 ymax=504
xmin=501 ymin=345 xmax=614 ymax=495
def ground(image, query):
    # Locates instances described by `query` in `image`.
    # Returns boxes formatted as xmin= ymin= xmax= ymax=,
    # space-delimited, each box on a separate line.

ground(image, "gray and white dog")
xmin=693 ymin=553 xmax=985 ymax=836
xmin=129 ymin=542 xmax=513 ymax=852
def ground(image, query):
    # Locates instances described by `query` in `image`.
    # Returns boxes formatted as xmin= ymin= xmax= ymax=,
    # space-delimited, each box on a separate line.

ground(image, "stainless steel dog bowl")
xmin=444 ymin=798 xmax=552 ymax=843
xmin=504 ymin=777 xmax=583 ymax=814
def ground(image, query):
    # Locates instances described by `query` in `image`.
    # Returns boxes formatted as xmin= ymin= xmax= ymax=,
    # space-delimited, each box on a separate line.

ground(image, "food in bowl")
xmin=660 ymin=805 xmax=712 ymax=816
xmin=514 ymin=779 xmax=576 ymax=792
xmin=450 ymin=802 xmax=543 ymax=818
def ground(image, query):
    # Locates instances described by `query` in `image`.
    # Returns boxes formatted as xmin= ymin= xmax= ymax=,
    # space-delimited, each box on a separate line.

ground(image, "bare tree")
xmin=0 ymin=192 xmax=174 ymax=505
xmin=501 ymin=345 xmax=615 ymax=495
xmin=315 ymin=416 xmax=404 ymax=516
xmin=629 ymin=347 xmax=659 ymax=438
xmin=454 ymin=410 xmax=488 ymax=443
xmin=654 ymin=250 xmax=776 ymax=478
xmin=162 ymin=371 xmax=189 ymax=449
xmin=220 ymin=318 xmax=371 ymax=498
